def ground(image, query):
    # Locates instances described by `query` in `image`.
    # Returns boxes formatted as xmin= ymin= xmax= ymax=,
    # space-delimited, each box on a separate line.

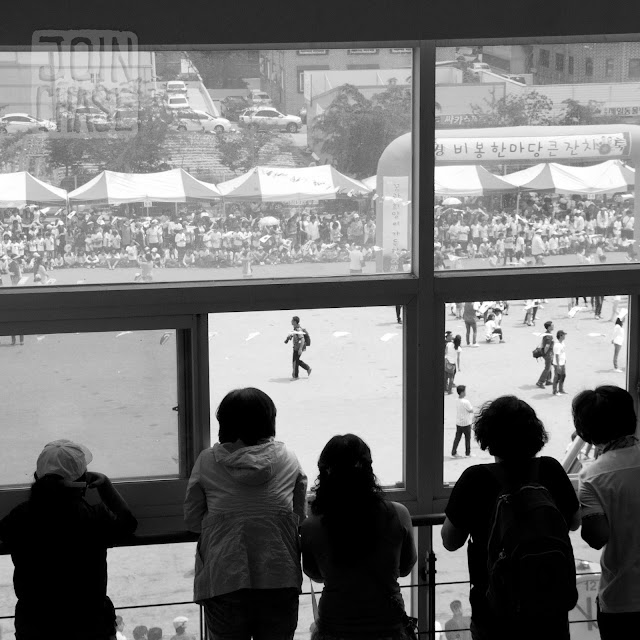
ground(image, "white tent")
xmin=217 ymin=165 xmax=371 ymax=201
xmin=434 ymin=165 xmax=514 ymax=196
xmin=362 ymin=175 xmax=377 ymax=190
xmin=69 ymin=169 xmax=222 ymax=204
xmin=0 ymin=172 xmax=67 ymax=207
xmin=502 ymin=161 xmax=634 ymax=194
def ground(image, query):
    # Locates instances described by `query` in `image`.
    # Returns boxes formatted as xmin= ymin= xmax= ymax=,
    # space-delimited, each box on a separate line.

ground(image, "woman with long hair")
xmin=301 ymin=434 xmax=417 ymax=639
xmin=184 ymin=387 xmax=307 ymax=640
xmin=445 ymin=334 xmax=463 ymax=394
xmin=611 ymin=316 xmax=625 ymax=372
xmin=441 ymin=396 xmax=580 ymax=640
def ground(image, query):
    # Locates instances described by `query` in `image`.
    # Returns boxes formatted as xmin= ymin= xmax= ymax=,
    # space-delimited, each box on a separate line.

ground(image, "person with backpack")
xmin=441 ymin=395 xmax=580 ymax=640
xmin=573 ymin=386 xmax=640 ymax=638
xmin=285 ymin=315 xmax=312 ymax=380
xmin=535 ymin=321 xmax=554 ymax=389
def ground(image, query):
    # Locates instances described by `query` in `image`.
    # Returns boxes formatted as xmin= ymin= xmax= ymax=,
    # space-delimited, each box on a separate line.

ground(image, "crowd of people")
xmin=0 ymin=202 xmax=413 ymax=279
xmin=434 ymin=194 xmax=637 ymax=268
xmin=1 ymin=381 xmax=638 ymax=640
xmin=115 ymin=616 xmax=196 ymax=640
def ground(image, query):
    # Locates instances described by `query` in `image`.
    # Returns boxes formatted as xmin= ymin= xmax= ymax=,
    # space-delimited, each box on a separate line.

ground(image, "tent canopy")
xmin=0 ymin=172 xmax=67 ymax=207
xmin=217 ymin=165 xmax=371 ymax=201
xmin=434 ymin=165 xmax=514 ymax=196
xmin=69 ymin=169 xmax=222 ymax=204
xmin=502 ymin=160 xmax=634 ymax=194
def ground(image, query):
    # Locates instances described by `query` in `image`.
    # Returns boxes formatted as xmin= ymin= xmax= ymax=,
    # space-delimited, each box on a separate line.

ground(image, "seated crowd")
xmin=0 ymin=384 xmax=637 ymax=640
xmin=0 ymin=203 xmax=411 ymax=275
xmin=435 ymin=194 xmax=636 ymax=268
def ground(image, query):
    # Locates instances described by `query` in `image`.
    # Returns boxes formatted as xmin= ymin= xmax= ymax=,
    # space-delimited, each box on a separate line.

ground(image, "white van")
xmin=249 ymin=90 xmax=273 ymax=106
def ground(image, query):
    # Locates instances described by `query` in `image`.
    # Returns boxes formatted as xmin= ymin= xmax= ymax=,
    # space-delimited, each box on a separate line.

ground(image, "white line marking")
xmin=36 ymin=335 xmax=45 ymax=341
xmin=333 ymin=331 xmax=350 ymax=337
xmin=116 ymin=331 xmax=132 ymax=338
xmin=208 ymin=332 xmax=218 ymax=341
xmin=380 ymin=333 xmax=398 ymax=342
xmin=588 ymin=332 xmax=607 ymax=337
xmin=246 ymin=332 xmax=260 ymax=341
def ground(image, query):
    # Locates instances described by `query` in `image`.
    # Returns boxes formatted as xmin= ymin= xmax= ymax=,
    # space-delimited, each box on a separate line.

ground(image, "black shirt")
xmin=445 ymin=457 xmax=579 ymax=620
xmin=0 ymin=497 xmax=137 ymax=638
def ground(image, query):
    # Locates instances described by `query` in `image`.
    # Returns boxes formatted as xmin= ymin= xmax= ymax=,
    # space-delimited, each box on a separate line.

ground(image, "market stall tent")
xmin=0 ymin=172 xmax=68 ymax=207
xmin=216 ymin=165 xmax=371 ymax=201
xmin=68 ymin=168 xmax=222 ymax=204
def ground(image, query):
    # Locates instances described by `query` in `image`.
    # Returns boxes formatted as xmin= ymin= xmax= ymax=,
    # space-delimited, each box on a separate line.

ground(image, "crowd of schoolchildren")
xmin=0 ymin=382 xmax=639 ymax=640
xmin=435 ymin=194 xmax=636 ymax=268
xmin=0 ymin=203 xmax=395 ymax=275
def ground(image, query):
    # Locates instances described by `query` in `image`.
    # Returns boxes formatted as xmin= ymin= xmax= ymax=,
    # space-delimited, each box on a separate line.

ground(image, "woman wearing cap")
xmin=300 ymin=434 xmax=417 ymax=639
xmin=0 ymin=440 xmax=137 ymax=640
xmin=184 ymin=388 xmax=307 ymax=640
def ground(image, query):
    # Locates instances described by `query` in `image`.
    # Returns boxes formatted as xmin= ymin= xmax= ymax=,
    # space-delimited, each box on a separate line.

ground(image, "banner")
xmin=435 ymin=132 xmax=631 ymax=163
xmin=382 ymin=176 xmax=410 ymax=256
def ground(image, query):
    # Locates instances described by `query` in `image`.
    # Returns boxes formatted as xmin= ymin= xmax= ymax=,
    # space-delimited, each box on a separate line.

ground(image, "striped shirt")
xmin=456 ymin=397 xmax=474 ymax=427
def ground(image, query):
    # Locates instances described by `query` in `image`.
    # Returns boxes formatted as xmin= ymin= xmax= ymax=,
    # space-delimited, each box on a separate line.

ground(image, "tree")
xmin=310 ymin=82 xmax=412 ymax=178
xmin=556 ymin=98 xmax=621 ymax=125
xmin=470 ymin=89 xmax=554 ymax=127
xmin=187 ymin=51 xmax=250 ymax=89
xmin=217 ymin=128 xmax=292 ymax=173
xmin=47 ymin=137 xmax=94 ymax=177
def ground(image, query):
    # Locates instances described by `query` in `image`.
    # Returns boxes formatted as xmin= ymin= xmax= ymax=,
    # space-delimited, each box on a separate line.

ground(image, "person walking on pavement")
xmin=594 ymin=295 xmax=604 ymax=319
xmin=395 ymin=305 xmax=402 ymax=324
xmin=552 ymin=330 xmax=568 ymax=396
xmin=536 ymin=321 xmax=555 ymax=389
xmin=452 ymin=385 xmax=474 ymax=457
xmin=285 ymin=315 xmax=311 ymax=380
xmin=463 ymin=301 xmax=479 ymax=347
xmin=612 ymin=316 xmax=625 ymax=373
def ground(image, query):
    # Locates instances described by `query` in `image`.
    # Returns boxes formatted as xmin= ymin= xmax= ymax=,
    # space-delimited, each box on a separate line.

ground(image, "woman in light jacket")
xmin=184 ymin=387 xmax=307 ymax=640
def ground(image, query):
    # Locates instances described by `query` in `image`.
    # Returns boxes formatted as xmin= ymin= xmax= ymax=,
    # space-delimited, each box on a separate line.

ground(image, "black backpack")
xmin=303 ymin=329 xmax=311 ymax=347
xmin=486 ymin=462 xmax=578 ymax=619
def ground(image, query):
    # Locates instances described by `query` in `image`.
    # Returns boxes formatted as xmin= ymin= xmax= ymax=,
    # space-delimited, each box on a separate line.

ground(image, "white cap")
xmin=173 ymin=617 xmax=188 ymax=629
xmin=36 ymin=439 xmax=93 ymax=482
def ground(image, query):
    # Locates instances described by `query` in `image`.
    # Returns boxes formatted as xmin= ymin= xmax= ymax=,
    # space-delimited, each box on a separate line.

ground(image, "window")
xmin=208 ymin=307 xmax=405 ymax=487
xmin=629 ymin=58 xmax=640 ymax=79
xmin=539 ymin=49 xmax=550 ymax=67
xmin=442 ymin=296 xmax=629 ymax=485
xmin=555 ymin=52 xmax=564 ymax=72
xmin=568 ymin=55 xmax=574 ymax=74
xmin=606 ymin=58 xmax=614 ymax=77
xmin=586 ymin=56 xmax=593 ymax=75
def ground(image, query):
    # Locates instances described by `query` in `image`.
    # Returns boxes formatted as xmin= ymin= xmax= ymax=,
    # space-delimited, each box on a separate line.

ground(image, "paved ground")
xmin=0 ymin=267 xmax=623 ymax=639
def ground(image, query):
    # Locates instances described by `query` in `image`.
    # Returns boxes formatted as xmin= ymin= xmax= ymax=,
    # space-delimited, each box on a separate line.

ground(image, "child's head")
xmin=456 ymin=385 xmax=466 ymax=398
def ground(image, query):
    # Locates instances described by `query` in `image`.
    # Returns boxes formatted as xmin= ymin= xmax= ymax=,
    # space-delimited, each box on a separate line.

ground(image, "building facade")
xmin=259 ymin=47 xmax=412 ymax=115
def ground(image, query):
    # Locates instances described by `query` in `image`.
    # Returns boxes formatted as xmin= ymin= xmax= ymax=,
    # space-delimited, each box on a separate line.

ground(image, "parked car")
xmin=239 ymin=108 xmax=302 ymax=133
xmin=166 ymin=95 xmax=190 ymax=110
xmin=221 ymin=95 xmax=249 ymax=121
xmin=468 ymin=62 xmax=491 ymax=75
xmin=0 ymin=112 xmax=58 ymax=134
xmin=169 ymin=109 xmax=234 ymax=133
xmin=248 ymin=90 xmax=273 ymax=106
xmin=111 ymin=108 xmax=141 ymax=131
xmin=166 ymin=80 xmax=188 ymax=95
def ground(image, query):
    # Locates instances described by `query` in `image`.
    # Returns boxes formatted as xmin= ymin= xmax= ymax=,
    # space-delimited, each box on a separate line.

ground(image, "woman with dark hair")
xmin=0 ymin=440 xmax=137 ymax=640
xmin=184 ymin=387 xmax=307 ymax=640
xmin=611 ymin=316 xmax=625 ymax=372
xmin=573 ymin=385 xmax=640 ymax=638
xmin=31 ymin=253 xmax=48 ymax=285
xmin=441 ymin=396 xmax=580 ymax=640
xmin=300 ymin=434 xmax=417 ymax=639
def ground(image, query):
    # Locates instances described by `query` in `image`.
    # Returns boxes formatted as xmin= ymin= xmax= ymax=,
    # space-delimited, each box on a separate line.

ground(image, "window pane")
xmin=435 ymin=41 xmax=639 ymax=273
xmin=443 ymin=296 xmax=628 ymax=485
xmin=208 ymin=307 xmax=404 ymax=486
xmin=0 ymin=45 xmax=413 ymax=287
xmin=0 ymin=330 xmax=179 ymax=485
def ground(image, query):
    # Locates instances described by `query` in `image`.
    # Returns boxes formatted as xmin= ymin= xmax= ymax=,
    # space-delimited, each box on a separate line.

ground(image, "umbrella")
xmin=259 ymin=216 xmax=280 ymax=228
xmin=442 ymin=197 xmax=462 ymax=205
